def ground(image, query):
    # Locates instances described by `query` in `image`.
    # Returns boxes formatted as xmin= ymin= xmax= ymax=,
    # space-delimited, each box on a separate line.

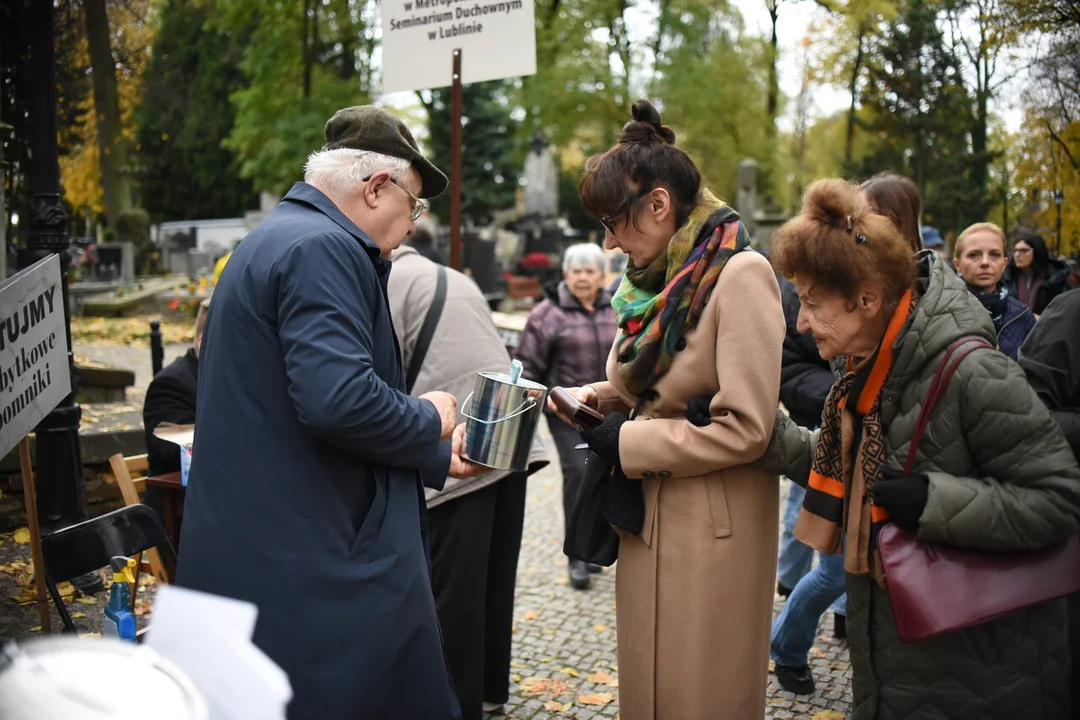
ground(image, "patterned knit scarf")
xmin=795 ymin=289 xmax=917 ymax=582
xmin=611 ymin=191 xmax=748 ymax=396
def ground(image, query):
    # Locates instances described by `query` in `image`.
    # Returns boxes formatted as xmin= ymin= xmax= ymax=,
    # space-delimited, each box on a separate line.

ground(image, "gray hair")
xmin=562 ymin=243 xmax=606 ymax=272
xmin=302 ymin=148 xmax=411 ymax=199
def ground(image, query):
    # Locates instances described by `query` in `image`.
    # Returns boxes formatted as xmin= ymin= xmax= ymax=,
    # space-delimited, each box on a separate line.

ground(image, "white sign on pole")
xmin=381 ymin=0 xmax=536 ymax=94
xmin=0 ymin=255 xmax=71 ymax=459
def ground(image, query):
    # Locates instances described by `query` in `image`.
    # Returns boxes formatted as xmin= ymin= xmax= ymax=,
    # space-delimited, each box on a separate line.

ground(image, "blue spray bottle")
xmin=102 ymin=556 xmax=137 ymax=642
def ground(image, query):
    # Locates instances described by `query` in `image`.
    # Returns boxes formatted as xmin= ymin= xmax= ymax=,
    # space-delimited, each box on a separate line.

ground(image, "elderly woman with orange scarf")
xmin=757 ymin=178 xmax=1080 ymax=719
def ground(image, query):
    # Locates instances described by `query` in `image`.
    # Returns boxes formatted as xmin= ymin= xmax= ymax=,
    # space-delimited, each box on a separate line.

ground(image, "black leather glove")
xmin=870 ymin=467 xmax=929 ymax=530
xmin=685 ymin=396 xmax=712 ymax=427
xmin=582 ymin=412 xmax=627 ymax=471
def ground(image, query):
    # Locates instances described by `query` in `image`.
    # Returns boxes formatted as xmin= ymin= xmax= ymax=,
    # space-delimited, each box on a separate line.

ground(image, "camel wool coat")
xmin=592 ymin=249 xmax=785 ymax=720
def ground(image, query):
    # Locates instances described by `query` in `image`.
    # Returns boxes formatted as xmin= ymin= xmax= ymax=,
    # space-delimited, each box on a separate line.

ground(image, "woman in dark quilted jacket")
xmin=953 ymin=222 xmax=1035 ymax=360
xmin=1003 ymin=233 xmax=1072 ymax=315
xmin=515 ymin=243 xmax=617 ymax=589
xmin=756 ymin=178 xmax=1080 ymax=720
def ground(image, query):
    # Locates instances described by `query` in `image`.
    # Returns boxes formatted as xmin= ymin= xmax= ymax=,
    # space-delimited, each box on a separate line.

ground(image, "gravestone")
xmin=523 ymin=133 xmax=558 ymax=218
xmin=737 ymin=159 xmax=758 ymax=239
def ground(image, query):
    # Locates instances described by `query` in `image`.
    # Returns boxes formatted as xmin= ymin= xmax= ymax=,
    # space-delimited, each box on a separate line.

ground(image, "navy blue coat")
xmin=175 ymin=183 xmax=460 ymax=720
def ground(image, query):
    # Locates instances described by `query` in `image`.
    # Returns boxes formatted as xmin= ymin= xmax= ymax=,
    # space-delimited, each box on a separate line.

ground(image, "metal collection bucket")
xmin=0 ymin=637 xmax=209 ymax=720
xmin=463 ymin=371 xmax=548 ymax=471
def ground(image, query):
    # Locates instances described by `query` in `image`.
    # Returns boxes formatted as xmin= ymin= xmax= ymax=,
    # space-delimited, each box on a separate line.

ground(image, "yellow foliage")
xmin=59 ymin=1 xmax=158 ymax=217
xmin=1010 ymin=113 xmax=1080 ymax=257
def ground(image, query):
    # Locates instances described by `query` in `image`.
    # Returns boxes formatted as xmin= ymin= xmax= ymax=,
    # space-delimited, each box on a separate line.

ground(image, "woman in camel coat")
xmin=552 ymin=100 xmax=785 ymax=719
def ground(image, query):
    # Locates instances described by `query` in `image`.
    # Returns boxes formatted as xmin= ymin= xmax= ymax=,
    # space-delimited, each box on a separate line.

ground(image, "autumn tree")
xmin=422 ymin=80 xmax=520 ymax=226
xmin=649 ymin=2 xmax=775 ymax=201
xmin=56 ymin=0 xmax=155 ymax=229
xmin=206 ymin=0 xmax=380 ymax=195
xmin=858 ymin=0 xmax=983 ymax=235
xmin=136 ymin=0 xmax=255 ymax=222
xmin=84 ymin=0 xmax=133 ymax=226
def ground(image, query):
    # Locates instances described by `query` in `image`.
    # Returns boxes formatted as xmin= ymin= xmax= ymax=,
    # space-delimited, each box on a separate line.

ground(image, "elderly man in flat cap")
xmin=175 ymin=107 xmax=485 ymax=720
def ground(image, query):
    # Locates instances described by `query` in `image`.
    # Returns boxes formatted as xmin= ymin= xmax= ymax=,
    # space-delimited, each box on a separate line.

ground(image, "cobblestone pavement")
xmin=503 ymin=426 xmax=853 ymax=719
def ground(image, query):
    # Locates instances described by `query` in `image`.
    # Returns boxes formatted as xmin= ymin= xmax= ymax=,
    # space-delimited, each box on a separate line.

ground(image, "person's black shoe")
xmin=569 ymin=559 xmax=590 ymax=590
xmin=777 ymin=582 xmax=793 ymax=598
xmin=833 ymin=612 xmax=847 ymax=640
xmin=71 ymin=570 xmax=105 ymax=594
xmin=774 ymin=663 xmax=815 ymax=695
xmin=586 ymin=563 xmax=603 ymax=574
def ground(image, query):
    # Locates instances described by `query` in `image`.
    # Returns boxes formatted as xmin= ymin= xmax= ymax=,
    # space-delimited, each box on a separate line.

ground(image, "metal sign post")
xmin=449 ymin=49 xmax=463 ymax=271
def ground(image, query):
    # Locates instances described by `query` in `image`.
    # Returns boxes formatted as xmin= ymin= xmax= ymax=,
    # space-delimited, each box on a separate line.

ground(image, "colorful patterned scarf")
xmin=795 ymin=289 xmax=917 ymax=583
xmin=610 ymin=191 xmax=748 ymax=396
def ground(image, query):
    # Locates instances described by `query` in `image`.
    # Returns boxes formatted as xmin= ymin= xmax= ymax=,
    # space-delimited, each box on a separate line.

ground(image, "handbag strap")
xmin=406 ymin=264 xmax=447 ymax=394
xmin=903 ymin=336 xmax=993 ymax=475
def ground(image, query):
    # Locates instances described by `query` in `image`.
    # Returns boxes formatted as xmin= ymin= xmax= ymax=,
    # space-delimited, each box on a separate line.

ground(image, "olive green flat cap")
xmin=323 ymin=106 xmax=448 ymax=198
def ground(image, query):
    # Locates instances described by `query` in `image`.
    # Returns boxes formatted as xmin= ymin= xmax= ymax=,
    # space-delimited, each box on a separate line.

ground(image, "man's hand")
xmin=449 ymin=423 xmax=488 ymax=479
xmin=546 ymin=385 xmax=598 ymax=429
xmin=420 ymin=391 xmax=458 ymax=441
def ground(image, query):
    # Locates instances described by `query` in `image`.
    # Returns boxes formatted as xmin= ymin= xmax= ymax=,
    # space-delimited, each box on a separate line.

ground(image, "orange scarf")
xmin=795 ymin=289 xmax=916 ymax=581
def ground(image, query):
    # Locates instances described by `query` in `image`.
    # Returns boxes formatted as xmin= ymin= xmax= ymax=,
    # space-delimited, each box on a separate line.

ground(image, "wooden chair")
xmin=108 ymin=453 xmax=171 ymax=584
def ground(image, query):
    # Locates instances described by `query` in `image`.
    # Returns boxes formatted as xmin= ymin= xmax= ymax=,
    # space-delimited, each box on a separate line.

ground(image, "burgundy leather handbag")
xmin=876 ymin=336 xmax=1080 ymax=643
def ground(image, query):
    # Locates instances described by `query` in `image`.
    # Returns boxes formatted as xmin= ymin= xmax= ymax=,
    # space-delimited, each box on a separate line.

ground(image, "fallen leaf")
xmin=611 ymin=664 xmax=619 ymax=672
xmin=29 ymin=626 xmax=42 ymax=632
xmin=558 ymin=667 xmax=580 ymax=677
xmin=609 ymin=678 xmax=619 ymax=688
xmin=76 ymin=597 xmax=98 ymax=605
xmin=578 ymin=693 xmax=614 ymax=706
xmin=71 ymin=612 xmax=87 ymax=619
xmin=510 ymin=661 xmax=526 ymax=668
xmin=519 ymin=677 xmax=546 ymax=690
xmin=13 ymin=527 xmax=30 ymax=544
xmin=812 ymin=712 xmax=846 ymax=720
xmin=11 ymin=587 xmax=36 ymax=604
xmin=511 ymin=674 xmax=521 ymax=683
xmin=593 ymin=624 xmax=608 ymax=632
xmin=522 ymin=611 xmax=540 ymax=620
xmin=81 ymin=632 xmax=102 ymax=639
xmin=538 ymin=656 xmax=554 ymax=662
xmin=56 ymin=582 xmax=76 ymax=598
xmin=809 ymin=647 xmax=827 ymax=659
xmin=134 ymin=603 xmax=152 ymax=616
xmin=587 ymin=671 xmax=615 ymax=685
xmin=543 ymin=701 xmax=564 ymax=712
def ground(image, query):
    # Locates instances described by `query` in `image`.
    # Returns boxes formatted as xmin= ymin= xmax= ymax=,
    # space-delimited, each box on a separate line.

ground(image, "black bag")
xmin=561 ymin=393 xmax=650 ymax=567
xmin=562 ymin=450 xmax=623 ymax=566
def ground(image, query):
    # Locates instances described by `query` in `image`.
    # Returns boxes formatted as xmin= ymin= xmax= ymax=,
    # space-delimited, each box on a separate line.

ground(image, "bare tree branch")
xmin=1046 ymin=121 xmax=1080 ymax=172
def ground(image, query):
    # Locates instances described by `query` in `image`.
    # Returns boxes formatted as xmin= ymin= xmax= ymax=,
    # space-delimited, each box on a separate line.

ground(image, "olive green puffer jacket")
xmin=760 ymin=252 xmax=1080 ymax=720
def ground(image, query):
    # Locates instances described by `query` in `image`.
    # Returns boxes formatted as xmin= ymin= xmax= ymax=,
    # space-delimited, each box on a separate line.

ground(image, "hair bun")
xmin=619 ymin=98 xmax=677 ymax=145
xmin=801 ymin=178 xmax=857 ymax=231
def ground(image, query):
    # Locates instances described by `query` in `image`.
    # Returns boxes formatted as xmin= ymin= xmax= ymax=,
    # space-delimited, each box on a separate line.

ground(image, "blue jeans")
xmin=777 ymin=481 xmax=813 ymax=590
xmin=771 ymin=551 xmax=847 ymax=666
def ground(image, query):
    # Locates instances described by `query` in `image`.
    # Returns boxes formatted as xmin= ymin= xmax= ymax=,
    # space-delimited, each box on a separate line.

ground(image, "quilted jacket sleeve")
xmin=514 ymin=300 xmax=555 ymax=385
xmin=751 ymin=409 xmax=818 ymax=487
xmin=918 ymin=349 xmax=1080 ymax=551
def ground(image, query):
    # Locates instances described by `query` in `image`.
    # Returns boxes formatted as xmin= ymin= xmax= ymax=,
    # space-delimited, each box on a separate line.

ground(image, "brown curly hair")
xmin=773 ymin=179 xmax=917 ymax=310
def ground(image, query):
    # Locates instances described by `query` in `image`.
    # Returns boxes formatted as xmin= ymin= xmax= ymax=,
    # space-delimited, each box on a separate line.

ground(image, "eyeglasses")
xmin=599 ymin=187 xmax=652 ymax=236
xmin=362 ymin=174 xmax=429 ymax=221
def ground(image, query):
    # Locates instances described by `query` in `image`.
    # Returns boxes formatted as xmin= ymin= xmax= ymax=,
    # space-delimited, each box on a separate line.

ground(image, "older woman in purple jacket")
xmin=515 ymin=242 xmax=618 ymax=589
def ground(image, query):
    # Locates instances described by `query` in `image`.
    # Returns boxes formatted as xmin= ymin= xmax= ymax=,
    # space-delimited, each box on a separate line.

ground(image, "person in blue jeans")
xmin=771 ymin=537 xmax=847 ymax=695
xmin=773 ymin=277 xmax=847 ymax=695
xmin=777 ymin=482 xmax=813 ymax=595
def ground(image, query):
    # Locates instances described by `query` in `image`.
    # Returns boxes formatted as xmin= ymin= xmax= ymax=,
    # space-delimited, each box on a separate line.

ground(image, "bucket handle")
xmin=461 ymin=393 xmax=537 ymax=425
